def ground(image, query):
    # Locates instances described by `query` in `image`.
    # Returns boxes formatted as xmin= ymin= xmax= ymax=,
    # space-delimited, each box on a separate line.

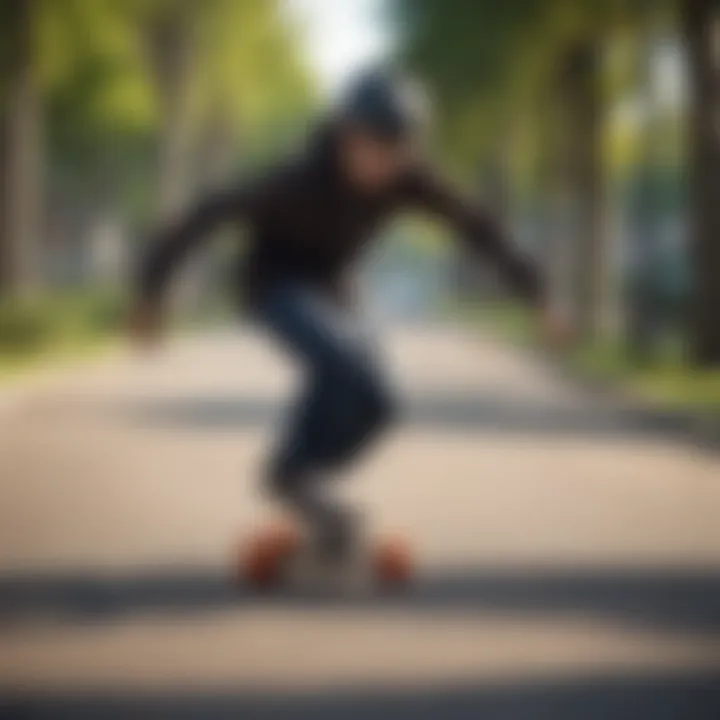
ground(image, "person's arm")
xmin=130 ymin=172 xmax=280 ymax=344
xmin=137 ymin=188 xmax=244 ymax=306
xmin=402 ymin=166 xmax=544 ymax=306
xmin=130 ymin=189 xmax=244 ymax=345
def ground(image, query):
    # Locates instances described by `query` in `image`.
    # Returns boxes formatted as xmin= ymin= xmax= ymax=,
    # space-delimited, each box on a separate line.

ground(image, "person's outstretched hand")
xmin=128 ymin=298 xmax=163 ymax=350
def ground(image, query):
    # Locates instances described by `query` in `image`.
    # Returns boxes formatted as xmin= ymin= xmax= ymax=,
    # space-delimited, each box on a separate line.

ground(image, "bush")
xmin=0 ymin=301 xmax=58 ymax=356
xmin=0 ymin=288 xmax=126 ymax=361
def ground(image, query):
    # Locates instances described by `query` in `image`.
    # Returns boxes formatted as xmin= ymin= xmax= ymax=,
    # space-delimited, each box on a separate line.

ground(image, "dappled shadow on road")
xmin=2 ymin=566 xmax=720 ymax=635
xmin=3 ymin=672 xmax=720 ymax=719
xmin=115 ymin=390 xmax=698 ymax=442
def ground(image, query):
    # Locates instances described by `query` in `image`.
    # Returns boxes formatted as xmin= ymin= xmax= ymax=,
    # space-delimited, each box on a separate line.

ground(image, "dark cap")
xmin=336 ymin=67 xmax=431 ymax=141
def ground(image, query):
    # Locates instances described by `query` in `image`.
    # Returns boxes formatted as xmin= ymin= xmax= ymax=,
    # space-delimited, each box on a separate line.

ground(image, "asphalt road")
xmin=1 ymin=323 xmax=719 ymax=718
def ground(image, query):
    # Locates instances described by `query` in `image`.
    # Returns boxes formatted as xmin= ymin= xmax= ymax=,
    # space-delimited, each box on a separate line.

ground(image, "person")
xmin=131 ymin=67 xmax=563 ymax=565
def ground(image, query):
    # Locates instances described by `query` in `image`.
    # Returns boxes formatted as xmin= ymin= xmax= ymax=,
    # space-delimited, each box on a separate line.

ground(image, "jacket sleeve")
xmin=402 ymin=167 xmax=544 ymax=306
xmin=137 ymin=175 xmax=278 ymax=304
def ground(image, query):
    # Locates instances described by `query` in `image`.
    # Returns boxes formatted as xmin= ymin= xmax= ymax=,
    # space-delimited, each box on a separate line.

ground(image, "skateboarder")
xmin=131 ymin=67 xmax=563 ymax=565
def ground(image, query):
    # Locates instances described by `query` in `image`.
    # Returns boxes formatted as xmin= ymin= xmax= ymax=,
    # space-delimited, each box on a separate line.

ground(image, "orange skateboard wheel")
xmin=373 ymin=534 xmax=413 ymax=586
xmin=238 ymin=519 xmax=303 ymax=588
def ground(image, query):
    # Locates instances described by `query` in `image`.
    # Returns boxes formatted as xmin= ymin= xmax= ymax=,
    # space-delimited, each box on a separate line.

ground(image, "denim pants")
xmin=251 ymin=281 xmax=395 ymax=550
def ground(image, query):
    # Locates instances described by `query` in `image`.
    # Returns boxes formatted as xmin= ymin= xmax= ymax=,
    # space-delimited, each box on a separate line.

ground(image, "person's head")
xmin=333 ymin=67 xmax=430 ymax=191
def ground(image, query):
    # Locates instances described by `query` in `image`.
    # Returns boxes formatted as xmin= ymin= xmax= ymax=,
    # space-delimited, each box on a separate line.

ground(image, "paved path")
xmin=1 ymin=324 xmax=719 ymax=718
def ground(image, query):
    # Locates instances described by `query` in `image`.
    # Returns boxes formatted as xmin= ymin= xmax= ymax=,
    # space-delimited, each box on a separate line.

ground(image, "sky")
xmin=285 ymin=0 xmax=393 ymax=97
xmin=285 ymin=0 xmax=685 ymax=128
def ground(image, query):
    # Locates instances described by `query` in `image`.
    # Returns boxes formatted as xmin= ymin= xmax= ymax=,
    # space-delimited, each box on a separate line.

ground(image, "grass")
xmin=571 ymin=341 xmax=720 ymax=414
xmin=0 ymin=288 xmax=238 ymax=385
xmin=463 ymin=301 xmax=720 ymax=417
xmin=0 ymin=288 xmax=126 ymax=384
xmin=0 ymin=335 xmax=121 ymax=384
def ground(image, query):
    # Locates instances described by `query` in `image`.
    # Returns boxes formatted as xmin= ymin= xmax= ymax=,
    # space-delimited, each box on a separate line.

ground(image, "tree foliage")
xmin=1 ymin=0 xmax=316 ymax=289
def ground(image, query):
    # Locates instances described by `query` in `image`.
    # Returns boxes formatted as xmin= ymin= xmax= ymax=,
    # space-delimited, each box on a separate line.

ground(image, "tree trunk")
xmin=683 ymin=0 xmax=720 ymax=365
xmin=560 ymin=40 xmax=607 ymax=343
xmin=147 ymin=5 xmax=196 ymax=223
xmin=179 ymin=109 xmax=236 ymax=314
xmin=626 ymin=12 xmax=666 ymax=364
xmin=0 ymin=0 xmax=42 ymax=297
xmin=539 ymin=88 xmax=571 ymax=320
xmin=194 ymin=110 xmax=236 ymax=190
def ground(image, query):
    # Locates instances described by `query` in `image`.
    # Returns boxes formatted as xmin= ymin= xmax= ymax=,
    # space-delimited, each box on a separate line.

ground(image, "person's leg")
xmin=317 ymin=347 xmax=394 ymax=469
xmin=254 ymin=283 xmax=395 ymax=557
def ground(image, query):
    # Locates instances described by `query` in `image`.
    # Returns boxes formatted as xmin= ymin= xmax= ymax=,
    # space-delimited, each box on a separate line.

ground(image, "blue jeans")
xmin=252 ymin=281 xmax=395 ymax=553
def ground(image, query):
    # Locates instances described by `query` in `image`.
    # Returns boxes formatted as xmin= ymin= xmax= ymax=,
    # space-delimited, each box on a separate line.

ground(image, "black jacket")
xmin=138 ymin=124 xmax=543 ymax=307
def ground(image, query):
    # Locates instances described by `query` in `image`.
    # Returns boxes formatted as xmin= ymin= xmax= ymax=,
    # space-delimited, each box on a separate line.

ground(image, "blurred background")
xmin=1 ymin=1 xmax=720 ymax=717
xmin=0 ymin=0 xmax=718 ymax=406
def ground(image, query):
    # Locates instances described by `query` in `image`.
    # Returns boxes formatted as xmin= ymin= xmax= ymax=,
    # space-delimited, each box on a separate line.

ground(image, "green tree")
xmin=682 ymin=0 xmax=720 ymax=365
xmin=0 ymin=0 xmax=314 ymax=297
xmin=0 ymin=0 xmax=42 ymax=297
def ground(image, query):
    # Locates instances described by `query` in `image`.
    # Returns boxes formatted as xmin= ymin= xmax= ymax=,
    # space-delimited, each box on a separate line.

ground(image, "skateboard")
xmin=235 ymin=518 xmax=412 ymax=592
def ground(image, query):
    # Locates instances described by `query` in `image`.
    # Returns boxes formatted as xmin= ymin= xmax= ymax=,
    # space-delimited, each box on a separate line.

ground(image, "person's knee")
xmin=355 ymin=367 xmax=396 ymax=431
xmin=264 ymin=455 xmax=302 ymax=500
xmin=321 ymin=349 xmax=396 ymax=431
xmin=368 ymin=373 xmax=394 ymax=420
